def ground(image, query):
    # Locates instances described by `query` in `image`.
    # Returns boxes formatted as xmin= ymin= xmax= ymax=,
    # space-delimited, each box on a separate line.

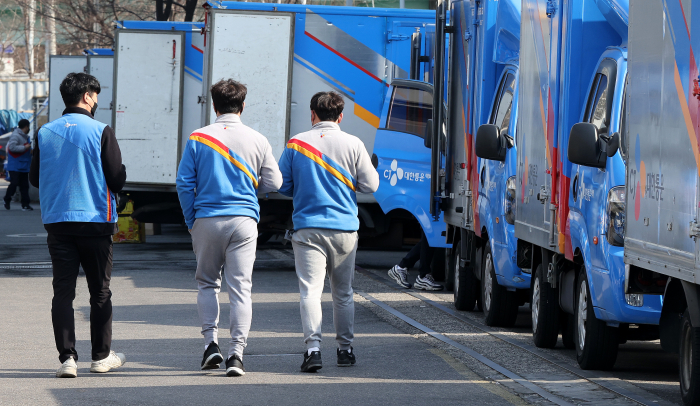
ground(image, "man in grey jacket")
xmin=278 ymin=92 xmax=379 ymax=372
xmin=176 ymin=79 xmax=283 ymax=377
xmin=3 ymin=119 xmax=33 ymax=211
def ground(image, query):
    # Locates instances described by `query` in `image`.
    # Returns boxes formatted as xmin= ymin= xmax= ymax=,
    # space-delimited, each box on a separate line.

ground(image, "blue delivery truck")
xmin=572 ymin=0 xmax=700 ymax=402
xmin=108 ymin=2 xmax=448 ymax=252
xmin=429 ymin=0 xmax=662 ymax=371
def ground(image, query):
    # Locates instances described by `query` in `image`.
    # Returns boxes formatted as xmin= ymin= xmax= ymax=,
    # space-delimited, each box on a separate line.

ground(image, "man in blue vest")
xmin=3 ymin=118 xmax=33 ymax=211
xmin=29 ymin=72 xmax=127 ymax=378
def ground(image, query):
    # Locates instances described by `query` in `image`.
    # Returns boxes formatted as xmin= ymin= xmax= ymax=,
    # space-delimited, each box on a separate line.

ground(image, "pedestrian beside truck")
xmin=29 ymin=72 xmax=127 ymax=378
xmin=278 ymin=92 xmax=380 ymax=372
xmin=3 ymin=118 xmax=33 ymax=211
xmin=176 ymin=79 xmax=283 ymax=377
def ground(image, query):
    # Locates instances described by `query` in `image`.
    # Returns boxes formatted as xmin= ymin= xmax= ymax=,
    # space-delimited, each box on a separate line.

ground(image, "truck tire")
xmin=453 ymin=243 xmax=478 ymax=311
xmin=481 ymin=242 xmax=519 ymax=327
xmin=561 ymin=312 xmax=576 ymax=349
xmin=444 ymin=248 xmax=455 ymax=291
xmin=532 ymin=263 xmax=560 ymax=348
xmin=575 ymin=268 xmax=619 ymax=370
xmin=680 ymin=309 xmax=700 ymax=405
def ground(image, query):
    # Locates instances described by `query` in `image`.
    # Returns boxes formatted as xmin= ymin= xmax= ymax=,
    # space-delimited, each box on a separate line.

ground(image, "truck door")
xmin=373 ymin=80 xmax=447 ymax=246
xmin=204 ymin=10 xmax=294 ymax=160
xmin=48 ymin=56 xmax=86 ymax=122
xmin=87 ymin=55 xmax=113 ymax=127
xmin=113 ymin=30 xmax=185 ymax=186
xmin=482 ymin=70 xmax=516 ymax=243
xmin=571 ymin=59 xmax=618 ymax=267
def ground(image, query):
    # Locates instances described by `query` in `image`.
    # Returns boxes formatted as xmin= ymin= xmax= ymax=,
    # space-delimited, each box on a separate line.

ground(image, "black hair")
xmin=59 ymin=72 xmax=101 ymax=107
xmin=210 ymin=79 xmax=247 ymax=114
xmin=17 ymin=119 xmax=30 ymax=130
xmin=310 ymin=91 xmax=344 ymax=122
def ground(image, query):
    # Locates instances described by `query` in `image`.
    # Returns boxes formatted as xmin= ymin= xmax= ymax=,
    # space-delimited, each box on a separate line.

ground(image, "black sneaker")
xmin=201 ymin=342 xmax=224 ymax=370
xmin=301 ymin=350 xmax=322 ymax=372
xmin=225 ymin=354 xmax=245 ymax=377
xmin=337 ymin=348 xmax=356 ymax=367
xmin=3 ymin=200 xmax=8 ymax=210
xmin=21 ymin=205 xmax=33 ymax=211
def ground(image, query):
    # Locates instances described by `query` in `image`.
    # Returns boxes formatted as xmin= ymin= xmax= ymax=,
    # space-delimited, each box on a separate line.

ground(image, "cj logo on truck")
xmin=630 ymin=134 xmax=665 ymax=221
xmin=384 ymin=160 xmax=404 ymax=186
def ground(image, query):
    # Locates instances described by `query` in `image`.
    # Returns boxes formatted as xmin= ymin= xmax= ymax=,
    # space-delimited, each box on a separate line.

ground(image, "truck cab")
xmin=373 ymin=79 xmax=449 ymax=249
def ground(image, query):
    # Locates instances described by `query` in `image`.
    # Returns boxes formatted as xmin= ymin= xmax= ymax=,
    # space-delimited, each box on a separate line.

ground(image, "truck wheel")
xmin=561 ymin=312 xmax=576 ymax=349
xmin=444 ymin=248 xmax=455 ymax=291
xmin=680 ymin=309 xmax=700 ymax=405
xmin=453 ymin=243 xmax=477 ymax=311
xmin=532 ymin=263 xmax=560 ymax=348
xmin=575 ymin=268 xmax=619 ymax=370
xmin=481 ymin=242 xmax=519 ymax=327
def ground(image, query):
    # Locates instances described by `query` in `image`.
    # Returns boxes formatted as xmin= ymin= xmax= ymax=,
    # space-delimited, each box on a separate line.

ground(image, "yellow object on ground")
xmin=113 ymin=200 xmax=145 ymax=243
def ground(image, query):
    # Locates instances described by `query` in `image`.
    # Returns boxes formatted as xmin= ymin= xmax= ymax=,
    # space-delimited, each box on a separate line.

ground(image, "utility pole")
xmin=24 ymin=0 xmax=36 ymax=78
xmin=45 ymin=0 xmax=56 ymax=74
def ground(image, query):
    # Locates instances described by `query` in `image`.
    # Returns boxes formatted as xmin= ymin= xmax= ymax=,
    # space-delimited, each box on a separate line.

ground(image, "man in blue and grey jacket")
xmin=3 ymin=118 xmax=33 ymax=211
xmin=278 ymin=91 xmax=379 ymax=372
xmin=30 ymin=72 xmax=127 ymax=378
xmin=176 ymin=79 xmax=282 ymax=377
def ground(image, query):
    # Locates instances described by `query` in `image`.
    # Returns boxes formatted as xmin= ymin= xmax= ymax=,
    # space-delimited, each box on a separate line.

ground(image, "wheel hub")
xmin=577 ymin=280 xmax=588 ymax=351
xmin=484 ymin=252 xmax=493 ymax=311
xmin=532 ymin=277 xmax=540 ymax=334
xmin=454 ymin=253 xmax=460 ymax=299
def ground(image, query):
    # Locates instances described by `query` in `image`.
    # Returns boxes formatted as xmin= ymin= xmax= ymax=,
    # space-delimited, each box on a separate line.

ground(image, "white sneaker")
xmin=414 ymin=274 xmax=444 ymax=291
xmin=90 ymin=351 xmax=126 ymax=373
xmin=56 ymin=358 xmax=78 ymax=378
xmin=388 ymin=265 xmax=411 ymax=288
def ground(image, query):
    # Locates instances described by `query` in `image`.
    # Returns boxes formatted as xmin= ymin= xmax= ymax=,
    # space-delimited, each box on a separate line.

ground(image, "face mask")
xmin=87 ymin=95 xmax=98 ymax=116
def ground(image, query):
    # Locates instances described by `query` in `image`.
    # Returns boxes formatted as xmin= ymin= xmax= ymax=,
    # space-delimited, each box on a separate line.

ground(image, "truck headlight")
xmin=606 ymin=186 xmax=625 ymax=246
xmin=505 ymin=176 xmax=515 ymax=225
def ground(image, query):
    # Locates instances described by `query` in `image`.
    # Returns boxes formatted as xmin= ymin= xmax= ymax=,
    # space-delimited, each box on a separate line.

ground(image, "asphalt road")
xmin=0 ymin=197 xmax=685 ymax=406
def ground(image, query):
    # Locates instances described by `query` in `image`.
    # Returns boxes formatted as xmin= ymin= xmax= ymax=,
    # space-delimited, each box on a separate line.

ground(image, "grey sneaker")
xmin=414 ymin=274 xmax=444 ymax=291
xmin=56 ymin=358 xmax=77 ymax=378
xmin=388 ymin=265 xmax=411 ymax=288
xmin=90 ymin=351 xmax=126 ymax=373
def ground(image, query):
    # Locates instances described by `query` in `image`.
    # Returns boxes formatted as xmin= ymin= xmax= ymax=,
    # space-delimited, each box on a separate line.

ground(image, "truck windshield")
xmin=387 ymin=86 xmax=434 ymax=138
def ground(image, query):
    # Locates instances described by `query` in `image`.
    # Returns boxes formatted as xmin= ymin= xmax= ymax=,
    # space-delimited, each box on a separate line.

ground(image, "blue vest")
xmin=38 ymin=113 xmax=116 ymax=224
xmin=6 ymin=130 xmax=31 ymax=172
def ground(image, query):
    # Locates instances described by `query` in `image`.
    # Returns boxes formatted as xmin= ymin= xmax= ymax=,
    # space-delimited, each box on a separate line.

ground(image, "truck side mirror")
xmin=568 ymin=122 xmax=607 ymax=169
xmin=607 ymin=132 xmax=620 ymax=157
xmin=424 ymin=119 xmax=433 ymax=149
xmin=475 ymin=124 xmax=506 ymax=162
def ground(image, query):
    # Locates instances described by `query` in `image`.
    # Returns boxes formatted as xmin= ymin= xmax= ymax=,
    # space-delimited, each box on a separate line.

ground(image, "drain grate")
xmin=0 ymin=262 xmax=52 ymax=269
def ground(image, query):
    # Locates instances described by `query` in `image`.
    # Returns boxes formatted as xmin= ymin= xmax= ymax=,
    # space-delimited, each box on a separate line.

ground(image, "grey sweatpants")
xmin=291 ymin=228 xmax=358 ymax=351
xmin=191 ymin=216 xmax=257 ymax=359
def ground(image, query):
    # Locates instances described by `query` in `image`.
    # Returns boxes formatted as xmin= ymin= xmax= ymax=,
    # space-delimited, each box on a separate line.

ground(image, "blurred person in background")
xmin=3 ymin=118 xmax=32 ymax=211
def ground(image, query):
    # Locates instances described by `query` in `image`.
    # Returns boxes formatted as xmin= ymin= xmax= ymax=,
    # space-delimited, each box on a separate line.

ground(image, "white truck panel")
xmin=48 ymin=56 xmax=86 ymax=122
xmin=206 ymin=11 xmax=293 ymax=160
xmin=87 ymin=56 xmax=114 ymax=127
xmin=113 ymin=31 xmax=185 ymax=185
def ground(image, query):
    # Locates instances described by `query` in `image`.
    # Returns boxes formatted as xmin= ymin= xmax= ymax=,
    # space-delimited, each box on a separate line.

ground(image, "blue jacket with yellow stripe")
xmin=176 ymin=114 xmax=283 ymax=229
xmin=278 ymin=121 xmax=380 ymax=231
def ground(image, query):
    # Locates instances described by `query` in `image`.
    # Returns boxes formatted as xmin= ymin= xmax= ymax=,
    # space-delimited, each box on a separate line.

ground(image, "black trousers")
xmin=399 ymin=231 xmax=435 ymax=278
xmin=47 ymin=233 xmax=113 ymax=363
xmin=3 ymin=171 xmax=29 ymax=207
